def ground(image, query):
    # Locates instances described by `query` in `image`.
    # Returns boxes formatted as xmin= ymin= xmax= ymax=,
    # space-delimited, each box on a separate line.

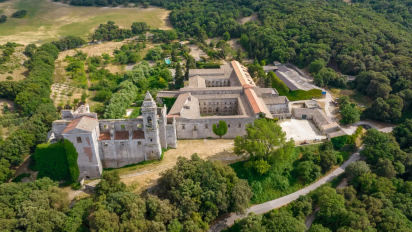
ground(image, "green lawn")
xmin=0 ymin=0 xmax=171 ymax=44
xmin=277 ymin=88 xmax=323 ymax=101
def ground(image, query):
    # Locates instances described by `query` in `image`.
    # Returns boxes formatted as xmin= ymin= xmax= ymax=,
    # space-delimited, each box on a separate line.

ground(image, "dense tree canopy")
xmin=157 ymin=154 xmax=253 ymax=228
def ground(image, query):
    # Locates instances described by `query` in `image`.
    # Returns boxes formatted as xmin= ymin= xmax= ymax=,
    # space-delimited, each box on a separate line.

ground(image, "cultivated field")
xmin=0 ymin=0 xmax=172 ymax=45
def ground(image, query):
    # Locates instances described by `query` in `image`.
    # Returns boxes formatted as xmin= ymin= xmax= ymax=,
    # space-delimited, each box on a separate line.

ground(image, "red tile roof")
xmin=114 ymin=131 xmax=129 ymax=140
xmin=244 ymin=88 xmax=263 ymax=115
xmin=133 ymin=130 xmax=145 ymax=139
xmin=99 ymin=132 xmax=111 ymax=141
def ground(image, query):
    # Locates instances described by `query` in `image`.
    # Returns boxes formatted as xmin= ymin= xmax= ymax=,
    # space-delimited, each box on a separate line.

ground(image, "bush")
xmin=0 ymin=15 xmax=7 ymax=24
xmin=71 ymin=182 xmax=82 ymax=190
xmin=11 ymin=173 xmax=31 ymax=182
xmin=6 ymin=76 xmax=13 ymax=80
xmin=12 ymin=10 xmax=27 ymax=18
xmin=331 ymin=135 xmax=349 ymax=150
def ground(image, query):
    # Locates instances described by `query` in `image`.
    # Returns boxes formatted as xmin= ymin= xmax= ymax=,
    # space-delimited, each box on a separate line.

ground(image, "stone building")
xmin=48 ymin=93 xmax=177 ymax=180
xmin=156 ymin=61 xmax=291 ymax=139
xmin=292 ymin=108 xmax=340 ymax=135
xmin=48 ymin=61 xmax=290 ymax=180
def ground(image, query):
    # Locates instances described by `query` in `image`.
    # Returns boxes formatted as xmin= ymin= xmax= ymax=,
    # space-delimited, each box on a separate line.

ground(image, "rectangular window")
xmin=137 ymin=124 xmax=142 ymax=129
xmin=138 ymin=141 xmax=141 ymax=145
xmin=194 ymin=125 xmax=197 ymax=130
xmin=151 ymin=151 xmax=154 ymax=154
xmin=121 ymin=125 xmax=126 ymax=130
xmin=182 ymin=125 xmax=185 ymax=130
xmin=150 ymin=139 xmax=153 ymax=142
xmin=120 ymin=142 xmax=125 ymax=146
xmin=228 ymin=124 xmax=230 ymax=128
xmin=104 ymin=125 xmax=108 ymax=129
xmin=76 ymin=137 xmax=82 ymax=143
xmin=104 ymin=142 xmax=108 ymax=146
xmin=238 ymin=123 xmax=242 ymax=128
xmin=205 ymin=124 xmax=208 ymax=129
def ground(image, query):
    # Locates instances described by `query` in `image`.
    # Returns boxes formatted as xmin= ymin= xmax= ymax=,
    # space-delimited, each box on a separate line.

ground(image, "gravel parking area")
xmin=280 ymin=119 xmax=326 ymax=143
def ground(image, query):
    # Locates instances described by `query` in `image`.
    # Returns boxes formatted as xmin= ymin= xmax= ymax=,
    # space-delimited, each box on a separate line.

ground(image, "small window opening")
xmin=77 ymin=137 xmax=82 ymax=143
xmin=120 ymin=142 xmax=125 ymax=146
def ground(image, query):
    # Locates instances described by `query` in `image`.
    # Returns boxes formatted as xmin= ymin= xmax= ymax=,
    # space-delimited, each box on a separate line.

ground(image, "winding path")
xmin=208 ymin=149 xmax=362 ymax=232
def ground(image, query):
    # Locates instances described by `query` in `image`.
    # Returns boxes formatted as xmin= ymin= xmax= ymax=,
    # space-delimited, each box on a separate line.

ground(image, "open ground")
xmin=0 ymin=0 xmax=172 ymax=45
xmin=68 ymin=139 xmax=245 ymax=199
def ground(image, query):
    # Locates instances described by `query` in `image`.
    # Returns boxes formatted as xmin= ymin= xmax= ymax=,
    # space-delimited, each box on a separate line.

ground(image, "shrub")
xmin=12 ymin=10 xmax=27 ymax=18
xmin=11 ymin=173 xmax=31 ymax=182
xmin=6 ymin=76 xmax=13 ymax=80
xmin=71 ymin=182 xmax=82 ymax=190
xmin=331 ymin=135 xmax=349 ymax=150
xmin=0 ymin=15 xmax=6 ymax=24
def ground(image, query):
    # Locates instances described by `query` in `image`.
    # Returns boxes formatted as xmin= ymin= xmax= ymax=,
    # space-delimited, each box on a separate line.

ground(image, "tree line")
xmin=0 ymin=36 xmax=86 ymax=184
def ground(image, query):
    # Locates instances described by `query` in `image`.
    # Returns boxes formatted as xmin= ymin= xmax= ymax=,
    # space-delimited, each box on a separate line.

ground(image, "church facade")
xmin=48 ymin=92 xmax=177 ymax=180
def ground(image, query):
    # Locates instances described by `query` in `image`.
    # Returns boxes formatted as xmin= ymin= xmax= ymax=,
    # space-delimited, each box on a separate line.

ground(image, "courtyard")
xmin=279 ymin=119 xmax=326 ymax=143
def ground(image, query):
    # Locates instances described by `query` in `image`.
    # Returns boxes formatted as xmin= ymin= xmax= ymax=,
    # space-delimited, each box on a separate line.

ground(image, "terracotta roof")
xmin=114 ymin=131 xmax=129 ymax=140
xmin=133 ymin=130 xmax=145 ymax=139
xmin=62 ymin=116 xmax=98 ymax=134
xmin=244 ymin=88 xmax=262 ymax=115
xmin=99 ymin=131 xmax=111 ymax=141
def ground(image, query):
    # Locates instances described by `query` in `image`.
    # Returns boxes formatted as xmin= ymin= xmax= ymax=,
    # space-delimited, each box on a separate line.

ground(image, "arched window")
xmin=147 ymin=116 xmax=152 ymax=127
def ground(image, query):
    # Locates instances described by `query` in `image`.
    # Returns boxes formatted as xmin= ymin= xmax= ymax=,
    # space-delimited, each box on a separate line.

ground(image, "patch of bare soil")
xmin=57 ymin=42 xmax=126 ymax=61
xmin=0 ymin=99 xmax=15 ymax=115
xmin=238 ymin=13 xmax=259 ymax=25
xmin=120 ymin=139 xmax=244 ymax=193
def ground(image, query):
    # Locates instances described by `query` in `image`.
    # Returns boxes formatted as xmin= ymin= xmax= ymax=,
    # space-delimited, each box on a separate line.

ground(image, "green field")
xmin=277 ymin=88 xmax=323 ymax=101
xmin=0 ymin=0 xmax=171 ymax=44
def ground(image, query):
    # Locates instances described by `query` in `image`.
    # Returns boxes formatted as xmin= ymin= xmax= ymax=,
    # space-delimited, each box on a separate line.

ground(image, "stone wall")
xmin=98 ymin=139 xmax=145 ymax=168
xmin=63 ymin=128 xmax=102 ymax=180
xmin=175 ymin=117 xmax=253 ymax=139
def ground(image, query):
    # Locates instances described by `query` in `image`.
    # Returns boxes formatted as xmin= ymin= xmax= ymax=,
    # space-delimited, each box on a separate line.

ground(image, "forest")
xmin=0 ymin=155 xmax=252 ymax=231
xmin=227 ymin=124 xmax=412 ymax=232
xmin=144 ymin=0 xmax=412 ymax=122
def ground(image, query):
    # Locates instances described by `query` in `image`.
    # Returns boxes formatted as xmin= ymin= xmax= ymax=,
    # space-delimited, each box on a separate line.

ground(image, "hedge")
xmin=64 ymin=139 xmax=80 ymax=182
xmin=35 ymin=141 xmax=70 ymax=181
xmin=331 ymin=135 xmax=349 ymax=150
xmin=34 ymin=139 xmax=80 ymax=182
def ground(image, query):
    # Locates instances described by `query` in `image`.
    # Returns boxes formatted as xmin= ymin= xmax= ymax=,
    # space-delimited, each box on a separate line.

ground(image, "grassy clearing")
xmin=277 ymin=88 xmax=323 ymax=101
xmin=0 ymin=0 xmax=171 ymax=44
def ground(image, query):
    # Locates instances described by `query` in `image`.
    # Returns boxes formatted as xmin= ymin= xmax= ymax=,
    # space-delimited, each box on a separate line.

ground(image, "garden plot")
xmin=50 ymin=83 xmax=89 ymax=106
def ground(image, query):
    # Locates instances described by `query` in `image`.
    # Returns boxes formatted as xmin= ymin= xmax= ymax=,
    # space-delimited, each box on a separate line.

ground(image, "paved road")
xmin=208 ymin=150 xmax=362 ymax=232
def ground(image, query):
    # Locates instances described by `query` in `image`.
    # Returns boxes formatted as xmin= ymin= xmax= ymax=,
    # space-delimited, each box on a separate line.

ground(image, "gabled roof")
xmin=62 ymin=116 xmax=98 ymax=134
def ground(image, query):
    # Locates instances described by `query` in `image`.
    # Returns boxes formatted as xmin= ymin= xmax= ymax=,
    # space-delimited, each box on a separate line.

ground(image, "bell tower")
xmin=142 ymin=92 xmax=162 ymax=160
